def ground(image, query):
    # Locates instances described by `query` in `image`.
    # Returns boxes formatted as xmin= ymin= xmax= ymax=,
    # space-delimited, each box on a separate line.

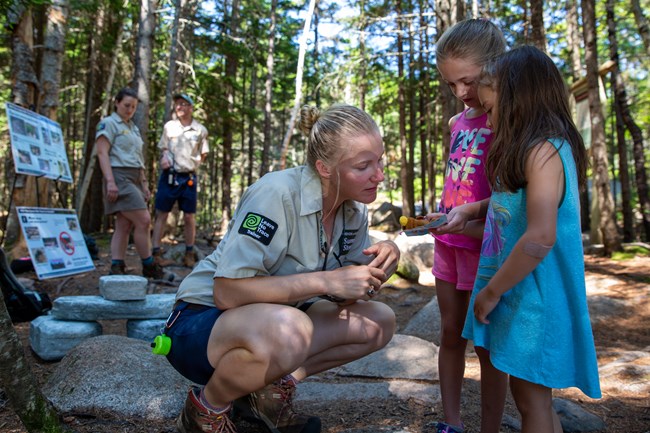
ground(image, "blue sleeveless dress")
xmin=462 ymin=138 xmax=601 ymax=398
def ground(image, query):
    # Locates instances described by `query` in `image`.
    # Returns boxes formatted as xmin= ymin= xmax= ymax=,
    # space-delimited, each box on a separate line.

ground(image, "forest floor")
xmin=1 ymin=235 xmax=649 ymax=433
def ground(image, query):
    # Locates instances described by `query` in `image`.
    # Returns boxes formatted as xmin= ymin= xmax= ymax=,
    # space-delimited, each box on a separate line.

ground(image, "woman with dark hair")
xmin=95 ymin=87 xmax=163 ymax=280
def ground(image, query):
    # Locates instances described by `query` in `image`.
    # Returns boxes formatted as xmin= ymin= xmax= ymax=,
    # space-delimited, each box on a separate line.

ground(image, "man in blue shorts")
xmin=152 ymin=93 xmax=209 ymax=268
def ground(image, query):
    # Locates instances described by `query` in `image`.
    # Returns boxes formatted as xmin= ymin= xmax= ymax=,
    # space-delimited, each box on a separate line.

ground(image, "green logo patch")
xmin=238 ymin=212 xmax=278 ymax=245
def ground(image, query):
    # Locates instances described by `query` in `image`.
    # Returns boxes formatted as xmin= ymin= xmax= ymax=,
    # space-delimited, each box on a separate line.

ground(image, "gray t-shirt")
xmin=95 ymin=112 xmax=145 ymax=168
xmin=176 ymin=165 xmax=372 ymax=307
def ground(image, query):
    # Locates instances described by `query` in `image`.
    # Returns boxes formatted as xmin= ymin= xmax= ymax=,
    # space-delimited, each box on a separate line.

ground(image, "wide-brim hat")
xmin=173 ymin=93 xmax=194 ymax=105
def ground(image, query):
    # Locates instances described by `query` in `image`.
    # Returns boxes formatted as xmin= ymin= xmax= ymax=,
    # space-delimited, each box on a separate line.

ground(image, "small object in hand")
xmin=367 ymin=288 xmax=376 ymax=297
xmin=399 ymin=216 xmax=429 ymax=229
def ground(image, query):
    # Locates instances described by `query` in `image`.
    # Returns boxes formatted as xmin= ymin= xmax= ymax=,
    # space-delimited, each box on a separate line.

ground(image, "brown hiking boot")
xmin=142 ymin=261 xmax=165 ymax=280
xmin=177 ymin=386 xmax=237 ymax=433
xmin=153 ymin=249 xmax=176 ymax=267
xmin=183 ymin=250 xmax=197 ymax=268
xmin=233 ymin=377 xmax=321 ymax=433
xmin=109 ymin=263 xmax=127 ymax=275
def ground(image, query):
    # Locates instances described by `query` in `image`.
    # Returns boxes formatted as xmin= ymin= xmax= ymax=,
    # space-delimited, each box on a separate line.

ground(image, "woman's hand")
xmin=106 ymin=180 xmax=119 ymax=202
xmin=327 ymin=265 xmax=387 ymax=301
xmin=142 ymin=184 xmax=151 ymax=201
xmin=364 ymin=240 xmax=400 ymax=281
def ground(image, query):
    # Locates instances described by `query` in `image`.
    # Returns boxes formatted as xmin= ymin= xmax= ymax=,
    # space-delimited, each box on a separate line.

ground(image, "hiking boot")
xmin=153 ymin=249 xmax=176 ymax=267
xmin=142 ymin=261 xmax=165 ymax=280
xmin=109 ymin=263 xmax=127 ymax=275
xmin=435 ymin=422 xmax=464 ymax=433
xmin=177 ymin=386 xmax=237 ymax=433
xmin=183 ymin=250 xmax=197 ymax=268
xmin=233 ymin=377 xmax=321 ymax=433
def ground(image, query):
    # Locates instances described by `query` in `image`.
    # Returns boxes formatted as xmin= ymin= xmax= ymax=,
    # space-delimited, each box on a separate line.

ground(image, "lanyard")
xmin=319 ymin=203 xmax=345 ymax=271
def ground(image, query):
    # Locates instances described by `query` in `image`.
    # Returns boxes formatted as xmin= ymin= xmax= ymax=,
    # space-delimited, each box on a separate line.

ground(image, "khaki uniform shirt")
xmin=95 ymin=112 xmax=144 ymax=168
xmin=158 ymin=119 xmax=209 ymax=173
xmin=176 ymin=165 xmax=373 ymax=307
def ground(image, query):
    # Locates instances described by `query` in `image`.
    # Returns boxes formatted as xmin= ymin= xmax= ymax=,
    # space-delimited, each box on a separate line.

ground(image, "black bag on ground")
xmin=0 ymin=248 xmax=52 ymax=322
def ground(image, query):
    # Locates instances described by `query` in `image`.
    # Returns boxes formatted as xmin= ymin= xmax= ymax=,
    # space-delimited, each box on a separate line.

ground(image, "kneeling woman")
xmin=165 ymin=104 xmax=399 ymax=433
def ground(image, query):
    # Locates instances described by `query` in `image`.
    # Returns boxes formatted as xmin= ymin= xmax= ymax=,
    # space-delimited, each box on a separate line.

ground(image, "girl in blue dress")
xmin=464 ymin=45 xmax=601 ymax=433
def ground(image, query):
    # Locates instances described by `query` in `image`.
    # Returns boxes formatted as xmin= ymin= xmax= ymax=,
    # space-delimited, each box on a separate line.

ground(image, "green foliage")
xmin=1 ymin=0 xmax=648 ymax=239
xmin=612 ymin=245 xmax=650 ymax=260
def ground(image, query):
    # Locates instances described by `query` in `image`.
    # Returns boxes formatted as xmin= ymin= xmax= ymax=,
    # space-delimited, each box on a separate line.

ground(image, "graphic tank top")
xmin=434 ymin=109 xmax=493 ymax=251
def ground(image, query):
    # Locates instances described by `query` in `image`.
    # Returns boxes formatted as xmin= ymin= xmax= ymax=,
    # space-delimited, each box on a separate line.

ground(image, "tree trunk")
xmin=606 ymin=0 xmax=634 ymax=242
xmin=247 ymin=59 xmax=258 ymax=187
xmin=567 ymin=0 xmax=582 ymax=82
xmin=0 ymin=292 xmax=65 ymax=432
xmin=358 ymin=1 xmax=366 ymax=110
xmin=37 ymin=0 xmax=67 ymax=208
xmin=132 ymin=0 xmax=156 ymax=164
xmin=435 ymin=0 xmax=460 ymax=212
xmin=397 ymin=0 xmax=413 ymax=217
xmin=581 ymin=0 xmax=621 ymax=254
xmin=77 ymin=6 xmax=119 ymax=232
xmin=407 ymin=15 xmax=417 ymax=214
xmin=630 ymin=0 xmax=650 ymax=57
xmin=418 ymin=0 xmax=431 ymax=213
xmin=279 ymin=0 xmax=316 ymax=170
xmin=530 ymin=0 xmax=547 ymax=52
xmin=567 ymin=0 xmax=590 ymax=231
xmin=7 ymin=3 xmax=43 ymax=257
xmin=163 ymin=0 xmax=183 ymax=123
xmin=260 ymin=0 xmax=277 ymax=177
xmin=220 ymin=0 xmax=240 ymax=232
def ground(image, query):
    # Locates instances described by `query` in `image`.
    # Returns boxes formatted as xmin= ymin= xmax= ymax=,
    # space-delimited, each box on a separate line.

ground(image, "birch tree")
xmin=279 ymin=0 xmax=316 ymax=170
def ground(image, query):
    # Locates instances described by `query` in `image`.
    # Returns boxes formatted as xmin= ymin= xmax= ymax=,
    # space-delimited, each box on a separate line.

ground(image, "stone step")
xmin=30 ymin=315 xmax=168 ymax=361
xmin=99 ymin=275 xmax=148 ymax=301
xmin=30 ymin=315 xmax=102 ymax=361
xmin=52 ymin=293 xmax=175 ymax=321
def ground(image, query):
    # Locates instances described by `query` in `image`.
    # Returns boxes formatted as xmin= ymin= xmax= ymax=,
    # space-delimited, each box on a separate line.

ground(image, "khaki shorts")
xmin=103 ymin=167 xmax=148 ymax=215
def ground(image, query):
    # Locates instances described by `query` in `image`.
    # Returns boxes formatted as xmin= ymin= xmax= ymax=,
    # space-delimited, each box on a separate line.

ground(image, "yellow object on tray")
xmin=399 ymin=216 xmax=429 ymax=229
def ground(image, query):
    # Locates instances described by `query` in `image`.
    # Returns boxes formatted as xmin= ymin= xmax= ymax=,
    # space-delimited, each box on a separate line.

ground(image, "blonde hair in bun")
xmin=300 ymin=104 xmax=380 ymax=170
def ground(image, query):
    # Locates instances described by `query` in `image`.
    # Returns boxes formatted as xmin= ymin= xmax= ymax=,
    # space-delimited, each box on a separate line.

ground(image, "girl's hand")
xmin=431 ymin=206 xmax=470 ymax=234
xmin=474 ymin=287 xmax=501 ymax=324
xmin=364 ymin=240 xmax=400 ymax=281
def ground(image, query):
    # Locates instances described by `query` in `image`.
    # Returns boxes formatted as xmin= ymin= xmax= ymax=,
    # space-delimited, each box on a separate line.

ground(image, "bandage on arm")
xmin=523 ymin=241 xmax=553 ymax=259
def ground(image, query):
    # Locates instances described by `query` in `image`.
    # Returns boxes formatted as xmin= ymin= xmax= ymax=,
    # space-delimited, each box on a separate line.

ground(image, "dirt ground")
xmin=1 ymin=236 xmax=649 ymax=433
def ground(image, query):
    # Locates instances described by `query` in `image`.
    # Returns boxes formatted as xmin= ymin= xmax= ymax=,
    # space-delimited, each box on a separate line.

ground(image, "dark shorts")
xmin=164 ymin=301 xmax=315 ymax=385
xmin=155 ymin=170 xmax=198 ymax=213
xmin=165 ymin=302 xmax=223 ymax=385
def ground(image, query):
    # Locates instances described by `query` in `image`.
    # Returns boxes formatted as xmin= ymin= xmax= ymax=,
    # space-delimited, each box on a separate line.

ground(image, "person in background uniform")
xmin=152 ymin=93 xmax=209 ymax=268
xmin=95 ymin=87 xmax=164 ymax=280
xmin=165 ymin=104 xmax=399 ymax=433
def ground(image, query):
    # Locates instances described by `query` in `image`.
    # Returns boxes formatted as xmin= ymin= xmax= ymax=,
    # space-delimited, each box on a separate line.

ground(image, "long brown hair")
xmin=481 ymin=46 xmax=588 ymax=192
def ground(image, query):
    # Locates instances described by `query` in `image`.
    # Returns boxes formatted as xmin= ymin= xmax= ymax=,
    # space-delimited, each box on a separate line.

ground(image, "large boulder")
xmin=42 ymin=335 xmax=192 ymax=420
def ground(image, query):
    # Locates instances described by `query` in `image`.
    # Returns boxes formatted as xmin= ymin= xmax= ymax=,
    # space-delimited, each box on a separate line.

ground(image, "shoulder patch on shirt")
xmin=97 ymin=122 xmax=106 ymax=131
xmin=238 ymin=212 xmax=278 ymax=246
